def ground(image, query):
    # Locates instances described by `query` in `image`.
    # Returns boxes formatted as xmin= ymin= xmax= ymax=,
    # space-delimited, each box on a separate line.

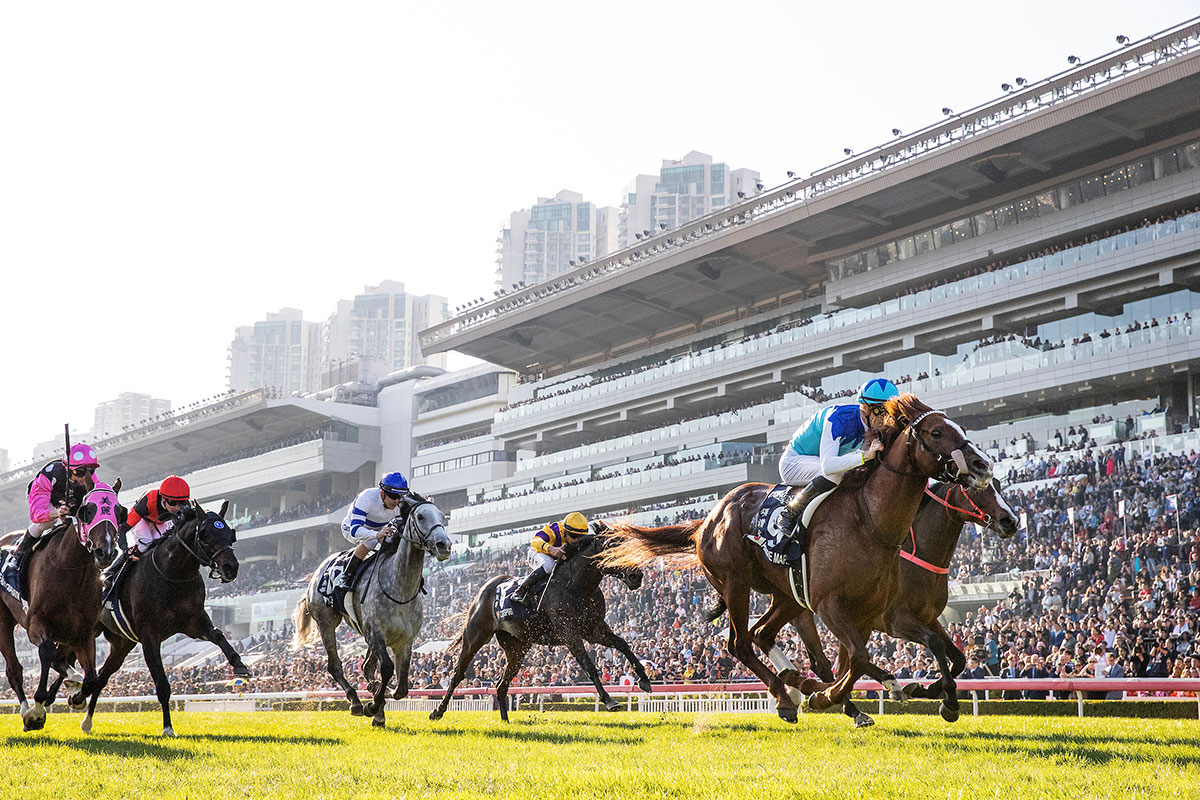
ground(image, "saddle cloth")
xmin=493 ymin=575 xmax=542 ymax=622
xmin=746 ymin=483 xmax=837 ymax=612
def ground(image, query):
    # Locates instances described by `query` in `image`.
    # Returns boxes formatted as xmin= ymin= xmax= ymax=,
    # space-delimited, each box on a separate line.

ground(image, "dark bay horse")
xmin=292 ymin=493 xmax=452 ymax=728
xmin=0 ymin=481 xmax=121 ymax=731
xmin=72 ymin=500 xmax=242 ymax=737
xmin=430 ymin=530 xmax=651 ymax=722
xmin=735 ymin=479 xmax=1020 ymax=727
xmin=602 ymin=394 xmax=993 ymax=722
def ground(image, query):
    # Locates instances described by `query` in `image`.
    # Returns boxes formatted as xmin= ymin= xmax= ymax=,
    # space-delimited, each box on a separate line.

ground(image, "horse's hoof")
xmin=638 ymin=678 xmax=653 ymax=694
xmin=776 ymin=705 xmax=798 ymax=724
xmin=371 ymin=717 xmax=385 ymax=728
xmin=901 ymin=682 xmax=924 ymax=699
xmin=604 ymin=698 xmax=621 ymax=712
xmin=393 ymin=687 xmax=407 ymax=700
xmin=854 ymin=713 xmax=875 ymax=728
xmin=361 ymin=701 xmax=376 ymax=717
xmin=785 ymin=686 xmax=803 ymax=705
xmin=233 ymin=666 xmax=251 ymax=678
xmin=939 ymin=703 xmax=960 ymax=723
xmin=81 ymin=716 xmax=93 ymax=734
xmin=68 ymin=692 xmax=86 ymax=711
xmin=799 ymin=695 xmax=812 ymax=713
xmin=162 ymin=726 xmax=176 ymax=738
xmin=429 ymin=710 xmax=443 ymax=722
xmin=349 ymin=704 xmax=365 ymax=717
xmin=62 ymin=679 xmax=82 ymax=693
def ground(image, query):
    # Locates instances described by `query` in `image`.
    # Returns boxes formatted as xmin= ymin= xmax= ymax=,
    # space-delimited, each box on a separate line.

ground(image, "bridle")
xmin=157 ymin=514 xmax=236 ymax=581
xmin=393 ymin=498 xmax=449 ymax=554
xmin=925 ymin=484 xmax=991 ymax=526
xmin=878 ymin=408 xmax=983 ymax=485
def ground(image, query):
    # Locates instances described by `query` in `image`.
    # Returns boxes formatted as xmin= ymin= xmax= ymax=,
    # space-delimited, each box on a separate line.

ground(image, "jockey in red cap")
xmin=102 ymin=475 xmax=191 ymax=608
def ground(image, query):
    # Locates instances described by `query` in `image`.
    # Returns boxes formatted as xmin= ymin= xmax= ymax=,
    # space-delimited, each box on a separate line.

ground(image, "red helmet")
xmin=159 ymin=475 xmax=190 ymax=503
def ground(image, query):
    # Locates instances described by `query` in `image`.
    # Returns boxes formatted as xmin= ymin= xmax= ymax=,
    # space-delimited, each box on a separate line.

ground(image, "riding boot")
xmin=101 ymin=549 xmax=130 ymax=607
xmin=779 ymin=476 xmax=838 ymax=542
xmin=12 ymin=533 xmax=37 ymax=574
xmin=511 ymin=567 xmax=548 ymax=606
xmin=334 ymin=555 xmax=363 ymax=591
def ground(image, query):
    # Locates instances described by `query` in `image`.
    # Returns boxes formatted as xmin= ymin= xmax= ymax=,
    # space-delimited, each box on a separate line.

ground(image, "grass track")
xmin=3 ymin=710 xmax=1197 ymax=799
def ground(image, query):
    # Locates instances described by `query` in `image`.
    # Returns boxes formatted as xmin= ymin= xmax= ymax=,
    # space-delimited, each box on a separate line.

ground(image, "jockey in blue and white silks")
xmin=334 ymin=471 xmax=411 ymax=590
xmin=776 ymin=378 xmax=899 ymax=539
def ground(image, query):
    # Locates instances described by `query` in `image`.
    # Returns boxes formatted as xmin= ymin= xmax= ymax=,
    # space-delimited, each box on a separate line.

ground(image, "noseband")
xmin=394 ymin=499 xmax=449 ymax=554
xmin=172 ymin=517 xmax=235 ymax=580
xmin=925 ymin=485 xmax=991 ymax=526
xmin=903 ymin=409 xmax=981 ymax=484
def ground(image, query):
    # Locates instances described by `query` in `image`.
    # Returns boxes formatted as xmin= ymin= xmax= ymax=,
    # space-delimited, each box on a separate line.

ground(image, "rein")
xmin=901 ymin=486 xmax=987 ymax=575
xmin=363 ymin=499 xmax=441 ymax=606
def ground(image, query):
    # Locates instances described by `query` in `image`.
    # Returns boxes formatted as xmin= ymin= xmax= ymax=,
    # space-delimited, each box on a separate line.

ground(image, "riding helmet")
xmin=159 ymin=475 xmax=190 ymax=502
xmin=563 ymin=511 xmax=588 ymax=535
xmin=67 ymin=443 xmax=99 ymax=468
xmin=379 ymin=471 xmax=409 ymax=493
xmin=858 ymin=378 xmax=899 ymax=405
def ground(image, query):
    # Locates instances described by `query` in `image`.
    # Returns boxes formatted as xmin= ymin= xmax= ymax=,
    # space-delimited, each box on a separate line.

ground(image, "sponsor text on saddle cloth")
xmin=316 ymin=550 xmax=359 ymax=611
xmin=747 ymin=483 xmax=835 ymax=610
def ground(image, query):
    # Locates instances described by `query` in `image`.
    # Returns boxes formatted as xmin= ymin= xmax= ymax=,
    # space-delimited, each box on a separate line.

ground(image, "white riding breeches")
xmin=779 ymin=451 xmax=825 ymax=487
xmin=26 ymin=520 xmax=55 ymax=539
xmin=529 ymin=549 xmax=557 ymax=573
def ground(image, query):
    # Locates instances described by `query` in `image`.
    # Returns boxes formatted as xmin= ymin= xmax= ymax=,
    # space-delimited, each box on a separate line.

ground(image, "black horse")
xmin=430 ymin=530 xmax=652 ymax=722
xmin=70 ymin=500 xmax=245 ymax=737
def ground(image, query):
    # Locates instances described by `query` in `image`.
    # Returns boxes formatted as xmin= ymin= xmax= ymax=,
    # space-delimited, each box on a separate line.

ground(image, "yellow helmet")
xmin=563 ymin=512 xmax=588 ymax=536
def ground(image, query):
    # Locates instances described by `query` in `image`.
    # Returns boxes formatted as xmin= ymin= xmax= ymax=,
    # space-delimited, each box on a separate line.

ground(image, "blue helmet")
xmin=858 ymin=378 xmax=899 ymax=405
xmin=379 ymin=471 xmax=409 ymax=494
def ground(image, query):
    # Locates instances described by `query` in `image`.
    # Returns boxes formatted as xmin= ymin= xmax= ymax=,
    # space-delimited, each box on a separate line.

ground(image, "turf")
xmin=2 ymin=710 xmax=1197 ymax=799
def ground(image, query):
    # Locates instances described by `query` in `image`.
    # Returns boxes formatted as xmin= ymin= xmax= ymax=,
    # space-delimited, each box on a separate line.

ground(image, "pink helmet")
xmin=67 ymin=443 xmax=99 ymax=469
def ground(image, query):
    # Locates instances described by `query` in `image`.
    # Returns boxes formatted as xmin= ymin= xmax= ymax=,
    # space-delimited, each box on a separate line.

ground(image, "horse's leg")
xmin=722 ymin=580 xmax=796 ymax=722
xmin=189 ymin=618 xmax=250 ymax=678
xmin=365 ymin=633 xmax=393 ymax=727
xmin=316 ymin=619 xmax=362 ymax=715
xmin=24 ymin=628 xmax=57 ymax=731
xmin=362 ymin=649 xmax=379 ymax=695
xmin=808 ymin=601 xmax=897 ymax=711
xmin=430 ymin=617 xmax=495 ymax=721
xmin=564 ymin=635 xmax=618 ymax=711
xmin=392 ymin=642 xmax=412 ymax=700
xmin=917 ymin=618 xmax=966 ymax=723
xmin=141 ymin=639 xmax=176 ymax=737
xmin=81 ymin=634 xmax=136 ymax=734
xmin=494 ymin=633 xmax=532 ymax=723
xmin=0 ymin=618 xmax=28 ymax=718
xmin=585 ymin=622 xmax=652 ymax=693
xmin=749 ymin=599 xmax=807 ymax=700
xmin=792 ymin=611 xmax=872 ymax=727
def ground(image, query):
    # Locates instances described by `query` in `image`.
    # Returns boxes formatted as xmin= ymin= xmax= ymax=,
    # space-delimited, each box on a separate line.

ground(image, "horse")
xmin=0 ymin=480 xmax=121 ymax=731
xmin=291 ymin=492 xmax=452 ymax=728
xmin=726 ymin=478 xmax=1020 ymax=727
xmin=70 ymin=499 xmax=243 ymax=737
xmin=601 ymin=394 xmax=993 ymax=722
xmin=429 ymin=528 xmax=651 ymax=723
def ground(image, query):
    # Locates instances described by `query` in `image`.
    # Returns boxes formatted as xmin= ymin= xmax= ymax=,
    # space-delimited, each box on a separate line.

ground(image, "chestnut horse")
xmin=72 ymin=500 xmax=243 ymax=737
xmin=0 ymin=481 xmax=121 ymax=731
xmin=602 ymin=394 xmax=993 ymax=722
xmin=729 ymin=479 xmax=1019 ymax=727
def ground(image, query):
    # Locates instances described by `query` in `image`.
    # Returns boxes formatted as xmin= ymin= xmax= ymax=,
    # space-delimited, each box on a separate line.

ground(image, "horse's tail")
xmin=291 ymin=595 xmax=318 ymax=651
xmin=599 ymin=520 xmax=702 ymax=569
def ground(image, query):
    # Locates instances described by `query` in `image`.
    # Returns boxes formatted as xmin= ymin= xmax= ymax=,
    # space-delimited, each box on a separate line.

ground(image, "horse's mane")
xmin=884 ymin=392 xmax=934 ymax=427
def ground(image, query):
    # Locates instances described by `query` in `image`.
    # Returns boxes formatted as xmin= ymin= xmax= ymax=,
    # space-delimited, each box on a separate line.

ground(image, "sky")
xmin=1 ymin=1 xmax=1195 ymax=466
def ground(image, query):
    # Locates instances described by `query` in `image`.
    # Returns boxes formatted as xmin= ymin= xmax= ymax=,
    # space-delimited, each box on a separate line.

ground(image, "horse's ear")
xmin=112 ymin=477 xmax=122 ymax=495
xmin=77 ymin=503 xmax=96 ymax=524
xmin=218 ymin=500 xmax=229 ymax=518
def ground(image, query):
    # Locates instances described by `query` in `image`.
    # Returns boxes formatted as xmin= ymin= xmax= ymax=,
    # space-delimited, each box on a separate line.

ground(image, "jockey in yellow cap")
xmin=511 ymin=512 xmax=589 ymax=607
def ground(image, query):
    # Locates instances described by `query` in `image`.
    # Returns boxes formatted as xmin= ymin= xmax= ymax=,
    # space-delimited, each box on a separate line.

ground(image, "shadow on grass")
xmin=879 ymin=727 xmax=1200 ymax=767
xmin=1 ymin=736 xmax=198 ymax=760
xmin=416 ymin=723 xmax=647 ymax=746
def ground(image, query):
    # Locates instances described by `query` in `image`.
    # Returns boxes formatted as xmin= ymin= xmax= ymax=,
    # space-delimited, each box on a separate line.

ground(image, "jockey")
xmin=11 ymin=443 xmax=103 ymax=571
xmin=102 ymin=475 xmax=190 ymax=604
xmin=776 ymin=378 xmax=899 ymax=540
xmin=334 ymin=471 xmax=412 ymax=591
xmin=511 ymin=512 xmax=589 ymax=607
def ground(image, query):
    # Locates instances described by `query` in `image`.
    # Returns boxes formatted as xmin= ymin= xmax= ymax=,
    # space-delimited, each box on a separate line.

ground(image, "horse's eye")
xmin=931 ymin=429 xmax=942 ymax=438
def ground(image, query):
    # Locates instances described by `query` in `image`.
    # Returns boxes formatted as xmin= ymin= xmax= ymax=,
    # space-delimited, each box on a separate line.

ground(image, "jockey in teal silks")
xmin=776 ymin=378 xmax=899 ymax=541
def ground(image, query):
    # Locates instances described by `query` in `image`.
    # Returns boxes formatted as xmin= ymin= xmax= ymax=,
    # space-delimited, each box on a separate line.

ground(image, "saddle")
xmin=0 ymin=524 xmax=68 ymax=605
xmin=746 ymin=484 xmax=836 ymax=611
xmin=316 ymin=550 xmax=368 ymax=613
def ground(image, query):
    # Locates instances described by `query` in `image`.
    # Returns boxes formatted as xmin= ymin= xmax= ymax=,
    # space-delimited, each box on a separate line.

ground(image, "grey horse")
xmin=292 ymin=493 xmax=451 ymax=727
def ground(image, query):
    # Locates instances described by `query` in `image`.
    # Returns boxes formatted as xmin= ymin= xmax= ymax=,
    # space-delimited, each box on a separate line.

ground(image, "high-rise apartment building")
xmin=495 ymin=191 xmax=619 ymax=290
xmin=92 ymin=392 xmax=173 ymax=439
xmin=324 ymin=281 xmax=450 ymax=376
xmin=228 ymin=308 xmax=323 ymax=395
xmin=618 ymin=151 xmax=760 ymax=249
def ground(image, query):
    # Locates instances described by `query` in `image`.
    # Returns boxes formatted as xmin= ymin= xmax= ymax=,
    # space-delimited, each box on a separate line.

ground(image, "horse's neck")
xmin=157 ymin=532 xmax=199 ymax=576
xmin=864 ymin=434 xmax=929 ymax=542
xmin=912 ymin=491 xmax=967 ymax=567
xmin=49 ymin=524 xmax=88 ymax=564
xmin=384 ymin=538 xmax=424 ymax=592
xmin=561 ymin=556 xmax=602 ymax=593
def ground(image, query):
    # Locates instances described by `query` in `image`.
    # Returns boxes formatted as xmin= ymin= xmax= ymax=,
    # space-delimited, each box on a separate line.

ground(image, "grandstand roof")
xmin=422 ymin=31 xmax=1200 ymax=374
